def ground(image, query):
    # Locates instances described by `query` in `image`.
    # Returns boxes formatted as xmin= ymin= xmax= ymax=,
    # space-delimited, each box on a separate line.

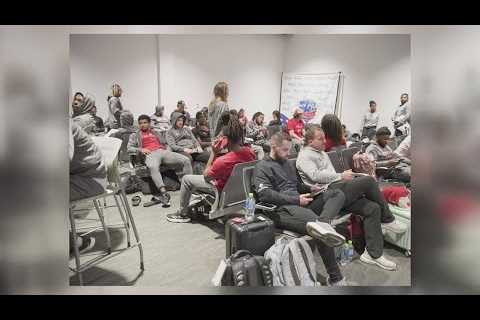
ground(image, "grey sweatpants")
xmin=179 ymin=174 xmax=216 ymax=210
xmin=145 ymin=149 xmax=192 ymax=189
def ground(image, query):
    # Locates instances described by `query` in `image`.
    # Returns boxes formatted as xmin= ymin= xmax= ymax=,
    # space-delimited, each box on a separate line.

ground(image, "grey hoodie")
xmin=166 ymin=113 xmax=200 ymax=152
xmin=70 ymin=120 xmax=106 ymax=179
xmin=72 ymin=95 xmax=96 ymax=135
xmin=151 ymin=105 xmax=170 ymax=130
xmin=296 ymin=146 xmax=342 ymax=188
xmin=107 ymin=96 xmax=123 ymax=128
xmin=127 ymin=128 xmax=165 ymax=155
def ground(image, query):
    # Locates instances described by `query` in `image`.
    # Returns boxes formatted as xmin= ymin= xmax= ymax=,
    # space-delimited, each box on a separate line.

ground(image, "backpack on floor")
xmin=264 ymin=236 xmax=320 ymax=286
xmin=119 ymin=172 xmax=144 ymax=194
xmin=220 ymin=250 xmax=273 ymax=286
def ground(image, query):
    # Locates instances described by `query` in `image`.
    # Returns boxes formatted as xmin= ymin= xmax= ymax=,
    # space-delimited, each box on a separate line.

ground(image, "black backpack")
xmin=221 ymin=250 xmax=273 ymax=286
xmin=119 ymin=172 xmax=144 ymax=194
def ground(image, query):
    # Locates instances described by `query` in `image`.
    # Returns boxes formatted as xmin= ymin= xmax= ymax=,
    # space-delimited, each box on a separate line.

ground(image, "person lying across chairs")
xmin=128 ymin=114 xmax=193 ymax=205
xmin=166 ymin=117 xmax=256 ymax=223
xmin=366 ymin=126 xmax=411 ymax=183
xmin=296 ymin=124 xmax=407 ymax=271
xmin=253 ymin=131 xmax=349 ymax=286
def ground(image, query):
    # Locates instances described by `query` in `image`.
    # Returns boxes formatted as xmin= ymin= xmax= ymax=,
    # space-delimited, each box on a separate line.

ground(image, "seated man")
xmin=167 ymin=113 xmax=211 ymax=164
xmin=191 ymin=111 xmax=212 ymax=150
xmin=90 ymin=105 xmax=105 ymax=134
xmin=151 ymin=105 xmax=171 ymax=131
xmin=394 ymin=133 xmax=411 ymax=164
xmin=111 ymin=110 xmax=137 ymax=162
xmin=166 ymin=117 xmax=256 ymax=223
xmin=128 ymin=114 xmax=193 ymax=205
xmin=296 ymin=124 xmax=407 ymax=271
xmin=254 ymin=132 xmax=349 ymax=286
xmin=70 ymin=120 xmax=107 ymax=253
xmin=72 ymin=93 xmax=96 ymax=135
xmin=366 ymin=127 xmax=411 ymax=183
xmin=246 ymin=112 xmax=270 ymax=160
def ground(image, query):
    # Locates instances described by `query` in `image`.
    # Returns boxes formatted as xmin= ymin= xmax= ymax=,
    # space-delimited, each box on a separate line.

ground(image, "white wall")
xmin=157 ymin=35 xmax=285 ymax=120
xmin=283 ymin=35 xmax=411 ymax=133
xmin=70 ymin=34 xmax=410 ymax=132
xmin=70 ymin=35 xmax=158 ymax=120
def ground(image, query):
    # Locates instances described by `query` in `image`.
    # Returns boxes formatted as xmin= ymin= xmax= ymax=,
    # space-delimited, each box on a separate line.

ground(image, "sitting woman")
xmin=246 ymin=112 xmax=270 ymax=160
xmin=191 ymin=111 xmax=212 ymax=149
xmin=321 ymin=114 xmax=347 ymax=152
xmin=166 ymin=113 xmax=211 ymax=164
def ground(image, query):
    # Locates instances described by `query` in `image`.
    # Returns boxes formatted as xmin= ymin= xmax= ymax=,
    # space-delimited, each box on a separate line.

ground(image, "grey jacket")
xmin=254 ymin=155 xmax=311 ymax=206
xmin=70 ymin=120 xmax=106 ymax=179
xmin=107 ymin=96 xmax=123 ymax=127
xmin=127 ymin=128 xmax=166 ymax=155
xmin=72 ymin=95 xmax=96 ymax=135
xmin=166 ymin=113 xmax=200 ymax=152
xmin=208 ymin=100 xmax=229 ymax=138
xmin=296 ymin=146 xmax=342 ymax=188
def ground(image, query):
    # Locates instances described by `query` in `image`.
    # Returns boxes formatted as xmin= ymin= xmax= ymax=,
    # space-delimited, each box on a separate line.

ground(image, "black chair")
xmin=326 ymin=151 xmax=345 ymax=173
xmin=340 ymin=147 xmax=361 ymax=171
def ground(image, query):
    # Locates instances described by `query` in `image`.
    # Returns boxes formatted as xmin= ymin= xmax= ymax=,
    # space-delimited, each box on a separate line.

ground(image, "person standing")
xmin=392 ymin=93 xmax=411 ymax=137
xmin=106 ymin=84 xmax=123 ymax=130
xmin=360 ymin=100 xmax=380 ymax=140
xmin=208 ymin=82 xmax=229 ymax=139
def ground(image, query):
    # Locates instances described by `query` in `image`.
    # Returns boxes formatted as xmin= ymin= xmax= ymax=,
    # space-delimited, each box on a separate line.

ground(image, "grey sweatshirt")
xmin=127 ymin=128 xmax=165 ymax=155
xmin=296 ymin=146 xmax=342 ymax=188
xmin=166 ymin=113 xmax=200 ymax=152
xmin=70 ymin=120 xmax=106 ymax=179
xmin=72 ymin=95 xmax=96 ymax=135
xmin=392 ymin=103 xmax=411 ymax=126
xmin=208 ymin=100 xmax=229 ymax=138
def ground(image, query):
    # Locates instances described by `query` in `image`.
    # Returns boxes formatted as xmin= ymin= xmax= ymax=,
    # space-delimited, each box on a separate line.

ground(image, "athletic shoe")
xmin=78 ymin=236 xmax=95 ymax=254
xmin=327 ymin=276 xmax=350 ymax=286
xmin=306 ymin=221 xmax=346 ymax=247
xmin=166 ymin=212 xmax=191 ymax=223
xmin=381 ymin=220 xmax=407 ymax=234
xmin=360 ymin=251 xmax=397 ymax=271
xmin=157 ymin=192 xmax=171 ymax=206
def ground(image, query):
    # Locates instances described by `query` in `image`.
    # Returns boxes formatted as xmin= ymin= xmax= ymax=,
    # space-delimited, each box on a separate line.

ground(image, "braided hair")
xmin=223 ymin=115 xmax=244 ymax=145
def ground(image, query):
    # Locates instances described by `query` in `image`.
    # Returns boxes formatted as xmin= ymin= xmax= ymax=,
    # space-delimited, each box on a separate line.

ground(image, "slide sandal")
xmin=132 ymin=196 xmax=142 ymax=207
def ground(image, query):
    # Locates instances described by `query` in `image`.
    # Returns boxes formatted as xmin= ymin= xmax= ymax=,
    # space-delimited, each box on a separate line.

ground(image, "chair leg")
xmin=114 ymin=194 xmax=131 ymax=247
xmin=93 ymin=199 xmax=112 ymax=254
xmin=69 ymin=207 xmax=84 ymax=286
xmin=118 ymin=191 xmax=130 ymax=229
xmin=120 ymin=189 xmax=144 ymax=270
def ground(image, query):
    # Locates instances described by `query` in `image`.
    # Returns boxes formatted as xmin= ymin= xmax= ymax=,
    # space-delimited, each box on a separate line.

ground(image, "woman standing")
xmin=106 ymin=84 xmax=123 ymax=130
xmin=208 ymin=82 xmax=229 ymax=139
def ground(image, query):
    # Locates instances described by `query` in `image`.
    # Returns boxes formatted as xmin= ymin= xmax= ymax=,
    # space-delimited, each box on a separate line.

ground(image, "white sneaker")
xmin=360 ymin=251 xmax=397 ymax=271
xmin=306 ymin=221 xmax=345 ymax=247
xmin=381 ymin=220 xmax=407 ymax=234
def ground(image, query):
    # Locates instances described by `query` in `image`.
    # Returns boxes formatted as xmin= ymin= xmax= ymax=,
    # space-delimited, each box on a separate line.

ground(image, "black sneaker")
xmin=73 ymin=236 xmax=95 ymax=255
xmin=166 ymin=211 xmax=191 ymax=223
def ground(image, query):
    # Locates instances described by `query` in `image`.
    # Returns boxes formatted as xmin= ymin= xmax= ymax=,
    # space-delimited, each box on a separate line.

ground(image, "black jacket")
xmin=254 ymin=155 xmax=311 ymax=206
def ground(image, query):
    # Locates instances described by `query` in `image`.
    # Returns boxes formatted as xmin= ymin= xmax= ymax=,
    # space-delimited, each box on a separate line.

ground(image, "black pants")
xmin=267 ymin=207 xmax=343 ymax=283
xmin=307 ymin=189 xmax=346 ymax=223
xmin=179 ymin=150 xmax=211 ymax=164
xmin=328 ymin=176 xmax=395 ymax=258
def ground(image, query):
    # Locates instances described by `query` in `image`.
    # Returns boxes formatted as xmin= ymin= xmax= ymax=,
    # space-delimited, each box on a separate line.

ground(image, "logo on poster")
xmin=299 ymin=100 xmax=317 ymax=123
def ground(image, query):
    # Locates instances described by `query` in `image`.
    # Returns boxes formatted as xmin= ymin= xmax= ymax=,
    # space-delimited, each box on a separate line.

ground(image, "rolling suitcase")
xmin=225 ymin=214 xmax=275 ymax=258
xmin=383 ymin=204 xmax=411 ymax=256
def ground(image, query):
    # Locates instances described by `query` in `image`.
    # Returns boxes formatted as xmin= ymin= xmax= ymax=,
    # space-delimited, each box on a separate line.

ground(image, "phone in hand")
xmin=213 ymin=136 xmax=229 ymax=151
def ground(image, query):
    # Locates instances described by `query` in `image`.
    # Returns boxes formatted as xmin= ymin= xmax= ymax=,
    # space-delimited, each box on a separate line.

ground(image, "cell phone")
xmin=256 ymin=202 xmax=277 ymax=211
xmin=213 ymin=136 xmax=229 ymax=150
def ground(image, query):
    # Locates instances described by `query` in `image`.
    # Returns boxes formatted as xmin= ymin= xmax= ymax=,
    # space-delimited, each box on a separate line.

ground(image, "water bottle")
xmin=340 ymin=242 xmax=349 ymax=266
xmin=244 ymin=193 xmax=256 ymax=223
xmin=347 ymin=240 xmax=354 ymax=262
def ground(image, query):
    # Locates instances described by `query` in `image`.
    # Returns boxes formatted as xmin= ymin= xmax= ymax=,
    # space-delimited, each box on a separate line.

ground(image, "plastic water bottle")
xmin=347 ymin=240 xmax=354 ymax=262
xmin=340 ymin=242 xmax=349 ymax=266
xmin=244 ymin=193 xmax=256 ymax=223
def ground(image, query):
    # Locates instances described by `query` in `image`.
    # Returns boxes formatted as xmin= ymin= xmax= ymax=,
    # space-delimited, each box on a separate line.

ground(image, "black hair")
xmin=321 ymin=114 xmax=343 ymax=145
xmin=220 ymin=111 xmax=232 ymax=127
xmin=369 ymin=100 xmax=376 ymax=106
xmin=223 ymin=116 xmax=243 ymax=145
xmin=196 ymin=111 xmax=206 ymax=120
xmin=229 ymin=109 xmax=238 ymax=117
xmin=252 ymin=112 xmax=264 ymax=123
xmin=376 ymin=126 xmax=391 ymax=137
xmin=401 ymin=93 xmax=409 ymax=97
xmin=74 ymin=92 xmax=84 ymax=98
xmin=272 ymin=110 xmax=281 ymax=119
xmin=138 ymin=114 xmax=151 ymax=123
xmin=271 ymin=131 xmax=292 ymax=146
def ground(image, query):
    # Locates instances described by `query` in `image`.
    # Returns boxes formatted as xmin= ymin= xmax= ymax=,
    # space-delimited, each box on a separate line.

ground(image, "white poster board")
xmin=279 ymin=73 xmax=341 ymax=124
